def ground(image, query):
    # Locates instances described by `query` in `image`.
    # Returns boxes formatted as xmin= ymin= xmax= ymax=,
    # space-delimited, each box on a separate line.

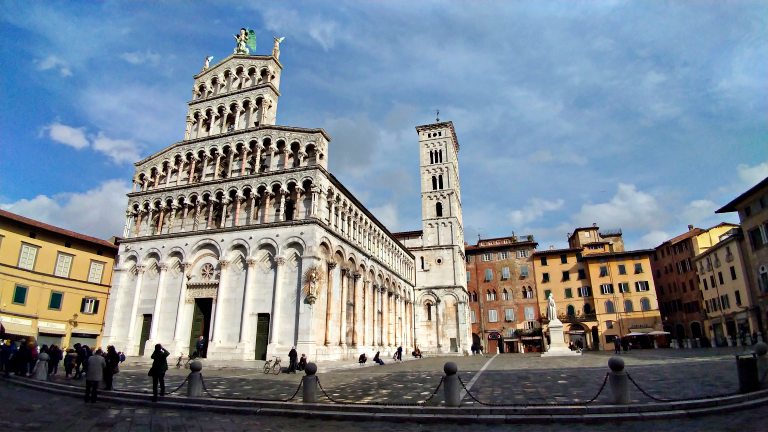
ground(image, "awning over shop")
xmin=0 ymin=316 xmax=35 ymax=337
xmin=37 ymin=320 xmax=67 ymax=335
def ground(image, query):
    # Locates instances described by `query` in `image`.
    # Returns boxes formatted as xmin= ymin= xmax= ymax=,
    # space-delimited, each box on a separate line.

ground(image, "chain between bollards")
xmin=165 ymin=375 xmax=190 ymax=396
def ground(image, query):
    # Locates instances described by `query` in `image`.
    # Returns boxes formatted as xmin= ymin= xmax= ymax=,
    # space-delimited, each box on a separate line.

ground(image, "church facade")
xmin=101 ymin=35 xmax=470 ymax=360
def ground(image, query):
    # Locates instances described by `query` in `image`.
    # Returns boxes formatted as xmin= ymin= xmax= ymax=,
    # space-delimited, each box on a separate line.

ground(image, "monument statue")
xmin=202 ymin=56 xmax=213 ymax=71
xmin=547 ymin=293 xmax=557 ymax=321
xmin=302 ymin=265 xmax=324 ymax=305
xmin=234 ymin=28 xmax=257 ymax=55
xmin=272 ymin=37 xmax=285 ymax=60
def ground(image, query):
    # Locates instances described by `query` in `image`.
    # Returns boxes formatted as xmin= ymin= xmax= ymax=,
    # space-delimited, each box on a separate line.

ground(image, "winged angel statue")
xmin=234 ymin=28 xmax=257 ymax=55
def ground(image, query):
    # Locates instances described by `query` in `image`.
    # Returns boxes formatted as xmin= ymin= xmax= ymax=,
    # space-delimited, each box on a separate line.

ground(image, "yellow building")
xmin=0 ymin=209 xmax=117 ymax=349
xmin=533 ymin=225 xmax=662 ymax=351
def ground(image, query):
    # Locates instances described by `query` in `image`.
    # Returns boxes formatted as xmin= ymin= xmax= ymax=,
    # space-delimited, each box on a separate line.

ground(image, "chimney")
xmin=688 ymin=224 xmax=694 ymax=231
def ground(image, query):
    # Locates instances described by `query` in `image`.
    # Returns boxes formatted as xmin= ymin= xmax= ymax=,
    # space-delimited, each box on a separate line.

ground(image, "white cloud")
xmin=737 ymin=161 xmax=768 ymax=186
xmin=120 ymin=50 xmax=161 ymax=66
xmin=46 ymin=122 xmax=88 ymax=149
xmin=262 ymin=7 xmax=341 ymax=51
xmin=92 ymin=132 xmax=142 ymax=164
xmin=634 ymin=230 xmax=671 ymax=249
xmin=0 ymin=180 xmax=131 ymax=239
xmin=35 ymin=55 xmax=72 ymax=77
xmin=680 ymin=199 xmax=718 ymax=226
xmin=509 ymin=198 xmax=564 ymax=227
xmin=370 ymin=203 xmax=399 ymax=231
xmin=573 ymin=184 xmax=667 ymax=231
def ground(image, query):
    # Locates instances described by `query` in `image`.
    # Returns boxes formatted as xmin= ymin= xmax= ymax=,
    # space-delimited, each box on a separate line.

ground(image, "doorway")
xmin=189 ymin=298 xmax=212 ymax=356
xmin=139 ymin=314 xmax=152 ymax=356
xmin=254 ymin=313 xmax=270 ymax=360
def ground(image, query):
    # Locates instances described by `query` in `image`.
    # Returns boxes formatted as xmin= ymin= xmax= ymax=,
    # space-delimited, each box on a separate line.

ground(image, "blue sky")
xmin=1 ymin=1 xmax=766 ymax=251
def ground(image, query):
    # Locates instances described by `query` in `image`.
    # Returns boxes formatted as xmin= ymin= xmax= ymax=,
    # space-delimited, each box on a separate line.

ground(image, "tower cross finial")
xmin=436 ymin=109 xmax=440 ymax=122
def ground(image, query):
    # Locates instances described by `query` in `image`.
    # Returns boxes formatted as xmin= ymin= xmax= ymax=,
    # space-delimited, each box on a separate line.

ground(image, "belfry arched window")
xmin=432 ymin=176 xmax=437 ymax=190
xmin=429 ymin=150 xmax=434 ymax=164
xmin=438 ymin=175 xmax=444 ymax=189
xmin=436 ymin=202 xmax=443 ymax=217
xmin=426 ymin=302 xmax=433 ymax=321
xmin=420 ymin=256 xmax=425 ymax=270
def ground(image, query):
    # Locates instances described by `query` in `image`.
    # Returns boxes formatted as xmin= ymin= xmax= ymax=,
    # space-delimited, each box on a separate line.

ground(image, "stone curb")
xmin=6 ymin=376 xmax=768 ymax=424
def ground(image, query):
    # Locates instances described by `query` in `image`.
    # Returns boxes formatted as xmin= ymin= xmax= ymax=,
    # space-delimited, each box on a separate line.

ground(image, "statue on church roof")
xmin=202 ymin=56 xmax=213 ymax=71
xmin=234 ymin=28 xmax=256 ymax=55
xmin=272 ymin=36 xmax=285 ymax=60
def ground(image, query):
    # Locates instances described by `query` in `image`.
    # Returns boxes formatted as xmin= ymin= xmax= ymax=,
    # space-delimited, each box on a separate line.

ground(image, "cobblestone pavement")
xmin=0 ymin=378 xmax=764 ymax=431
xmin=39 ymin=347 xmax=751 ymax=405
xmin=2 ymin=347 xmax=763 ymax=431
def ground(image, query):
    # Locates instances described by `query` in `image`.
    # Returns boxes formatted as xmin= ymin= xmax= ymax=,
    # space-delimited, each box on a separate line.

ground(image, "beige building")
xmin=694 ymin=228 xmax=757 ymax=346
xmin=0 ymin=209 xmax=117 ymax=348
xmin=533 ymin=225 xmax=662 ymax=351
xmin=716 ymin=177 xmax=768 ymax=340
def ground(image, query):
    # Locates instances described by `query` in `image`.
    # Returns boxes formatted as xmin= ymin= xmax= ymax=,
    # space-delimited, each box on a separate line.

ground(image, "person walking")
xmin=103 ymin=345 xmax=120 ymax=391
xmin=48 ymin=345 xmax=62 ymax=376
xmin=396 ymin=346 xmax=403 ymax=362
xmin=84 ymin=349 xmax=106 ymax=403
xmin=613 ymin=337 xmax=621 ymax=355
xmin=195 ymin=336 xmax=206 ymax=359
xmin=33 ymin=345 xmax=49 ymax=381
xmin=73 ymin=343 xmax=85 ymax=379
xmin=288 ymin=346 xmax=298 ymax=373
xmin=149 ymin=344 xmax=170 ymax=402
xmin=298 ymin=353 xmax=307 ymax=371
xmin=0 ymin=340 xmax=12 ymax=377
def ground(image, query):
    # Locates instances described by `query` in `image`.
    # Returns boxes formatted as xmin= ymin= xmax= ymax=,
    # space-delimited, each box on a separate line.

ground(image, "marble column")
xmin=126 ymin=265 xmax=146 ymax=354
xmin=172 ymin=263 xmax=191 ymax=347
xmin=352 ymin=272 xmax=361 ymax=346
xmin=435 ymin=299 xmax=442 ymax=350
xmin=324 ymin=262 xmax=337 ymax=346
xmin=233 ymin=194 xmax=243 ymax=226
xmin=187 ymin=157 xmax=197 ymax=184
xmin=373 ymin=284 xmax=380 ymax=346
xmin=269 ymin=256 xmax=286 ymax=346
xmin=362 ymin=280 xmax=369 ymax=346
xmin=339 ymin=268 xmax=348 ymax=347
xmin=148 ymin=263 xmax=169 ymax=341
xmin=213 ymin=154 xmax=222 ymax=180
xmin=211 ymin=260 xmax=230 ymax=343
xmin=239 ymin=257 xmax=258 ymax=344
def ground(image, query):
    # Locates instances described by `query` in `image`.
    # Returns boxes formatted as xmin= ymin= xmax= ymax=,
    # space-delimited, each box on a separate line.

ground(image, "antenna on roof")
xmin=436 ymin=109 xmax=440 ymax=122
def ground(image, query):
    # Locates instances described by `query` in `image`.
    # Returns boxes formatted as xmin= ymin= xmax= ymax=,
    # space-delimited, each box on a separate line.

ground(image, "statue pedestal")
xmin=541 ymin=319 xmax=581 ymax=357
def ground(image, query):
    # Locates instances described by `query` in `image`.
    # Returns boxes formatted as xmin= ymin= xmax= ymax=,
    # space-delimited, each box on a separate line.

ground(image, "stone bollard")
xmin=302 ymin=362 xmax=318 ymax=403
xmin=443 ymin=362 xmax=461 ymax=407
xmin=755 ymin=342 xmax=768 ymax=387
xmin=608 ymin=357 xmax=630 ymax=405
xmin=187 ymin=360 xmax=203 ymax=397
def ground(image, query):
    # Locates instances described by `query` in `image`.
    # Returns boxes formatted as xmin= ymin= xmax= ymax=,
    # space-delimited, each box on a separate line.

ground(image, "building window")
xmin=577 ymin=286 xmax=591 ymax=297
xmin=486 ymin=290 xmax=497 ymax=301
xmin=735 ymin=290 xmax=742 ymax=306
xmin=49 ymin=291 xmax=64 ymax=310
xmin=53 ymin=253 xmax=74 ymax=277
xmin=567 ymin=304 xmax=576 ymax=316
xmin=640 ymin=297 xmax=651 ymax=311
xmin=435 ymin=202 xmax=443 ymax=217
xmin=520 ymin=265 xmax=529 ymax=278
xmin=617 ymin=264 xmax=626 ymax=275
xmin=488 ymin=309 xmax=498 ymax=322
xmin=484 ymin=268 xmax=493 ymax=282
xmin=482 ymin=253 xmax=492 ymax=262
xmin=562 ymin=271 xmax=570 ymax=281
xmin=524 ymin=306 xmax=535 ymax=320
xmin=470 ymin=309 xmax=477 ymax=323
xmin=523 ymin=287 xmax=534 ymax=299
xmin=730 ymin=266 xmax=737 ymax=280
xmin=13 ymin=285 xmax=28 ymax=305
xmin=560 ymin=254 xmax=567 ymax=264
xmin=466 ymin=271 xmax=470 ymax=282
xmin=584 ymin=303 xmax=593 ymax=314
xmin=517 ymin=250 xmax=529 ymax=258
xmin=606 ymin=320 xmax=614 ymax=329
xmin=618 ymin=282 xmax=630 ymax=293
xmin=624 ymin=300 xmax=634 ymax=312
xmin=501 ymin=267 xmax=510 ymax=280
xmin=504 ymin=308 xmax=515 ymax=322
xmin=577 ymin=269 xmax=586 ymax=280
xmin=18 ymin=243 xmax=39 ymax=270
xmin=88 ymin=261 xmax=106 ymax=284
xmin=540 ymin=256 xmax=548 ymax=266
xmin=599 ymin=266 xmax=608 ymax=277
xmin=542 ymin=272 xmax=550 ymax=283
xmin=426 ymin=303 xmax=433 ymax=321
xmin=544 ymin=289 xmax=552 ymax=299
xmin=81 ymin=297 xmax=100 ymax=314
xmin=605 ymin=300 xmax=615 ymax=313
xmin=600 ymin=283 xmax=614 ymax=295
xmin=565 ymin=288 xmax=573 ymax=298
xmin=499 ymin=251 xmax=509 ymax=260
xmin=718 ymin=272 xmax=724 ymax=285
xmin=576 ymin=252 xmax=583 ymax=262
xmin=634 ymin=263 xmax=643 ymax=274
xmin=635 ymin=281 xmax=650 ymax=292
xmin=502 ymin=289 xmax=510 ymax=301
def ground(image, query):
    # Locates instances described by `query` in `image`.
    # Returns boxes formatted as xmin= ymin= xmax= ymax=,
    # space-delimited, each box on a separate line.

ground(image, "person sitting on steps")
xmin=373 ymin=351 xmax=384 ymax=365
xmin=358 ymin=353 xmax=367 ymax=365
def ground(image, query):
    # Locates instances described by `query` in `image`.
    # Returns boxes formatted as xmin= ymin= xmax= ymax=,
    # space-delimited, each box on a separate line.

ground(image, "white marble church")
xmin=102 ymin=33 xmax=471 ymax=360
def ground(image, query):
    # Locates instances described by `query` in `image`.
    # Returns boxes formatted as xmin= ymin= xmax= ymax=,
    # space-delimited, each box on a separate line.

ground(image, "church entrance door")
xmin=254 ymin=313 xmax=270 ymax=360
xmin=139 ymin=314 xmax=152 ymax=356
xmin=189 ymin=298 xmax=212 ymax=356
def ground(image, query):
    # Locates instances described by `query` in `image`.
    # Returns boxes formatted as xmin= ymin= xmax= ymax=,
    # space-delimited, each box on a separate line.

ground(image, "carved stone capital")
xmin=275 ymin=257 xmax=286 ymax=267
xmin=135 ymin=265 xmax=146 ymax=275
xmin=218 ymin=259 xmax=230 ymax=269
xmin=352 ymin=272 xmax=362 ymax=281
xmin=328 ymin=262 xmax=337 ymax=270
xmin=158 ymin=263 xmax=169 ymax=272
xmin=246 ymin=257 xmax=258 ymax=267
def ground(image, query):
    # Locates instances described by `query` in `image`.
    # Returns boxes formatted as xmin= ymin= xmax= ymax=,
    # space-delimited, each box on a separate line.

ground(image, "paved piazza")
xmin=2 ymin=346 xmax=765 ymax=431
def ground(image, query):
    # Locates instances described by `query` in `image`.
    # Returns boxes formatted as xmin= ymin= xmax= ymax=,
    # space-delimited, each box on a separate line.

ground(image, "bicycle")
xmin=176 ymin=352 xmax=198 ymax=369
xmin=263 ymin=356 xmax=282 ymax=375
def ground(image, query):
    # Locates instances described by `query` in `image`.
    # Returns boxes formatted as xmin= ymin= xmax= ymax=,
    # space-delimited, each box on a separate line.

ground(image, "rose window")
xmin=201 ymin=263 xmax=215 ymax=280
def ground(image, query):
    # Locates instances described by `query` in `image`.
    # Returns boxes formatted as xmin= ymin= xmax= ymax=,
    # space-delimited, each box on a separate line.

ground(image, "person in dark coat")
xmin=373 ymin=351 xmax=384 ymax=365
xmin=47 ymin=345 xmax=62 ymax=375
xmin=73 ymin=343 xmax=85 ymax=379
xmin=288 ymin=346 xmax=298 ymax=373
xmin=149 ymin=344 xmax=170 ymax=402
xmin=195 ymin=336 xmax=206 ymax=358
xmin=15 ymin=340 xmax=30 ymax=376
xmin=613 ymin=337 xmax=621 ymax=355
xmin=64 ymin=348 xmax=76 ymax=378
xmin=298 ymin=353 xmax=307 ymax=371
xmin=103 ymin=345 xmax=120 ymax=390
xmin=0 ymin=340 xmax=13 ymax=377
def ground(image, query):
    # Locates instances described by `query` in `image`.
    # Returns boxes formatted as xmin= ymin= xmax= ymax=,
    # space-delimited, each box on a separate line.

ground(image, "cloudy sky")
xmin=1 ymin=1 xmax=766 ymax=251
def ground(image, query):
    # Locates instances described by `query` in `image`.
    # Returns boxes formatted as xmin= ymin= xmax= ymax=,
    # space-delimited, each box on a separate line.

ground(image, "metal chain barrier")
xmin=198 ymin=374 xmax=304 ymax=402
xmin=316 ymin=376 xmax=446 ymax=406
xmin=625 ymin=373 xmax=736 ymax=403
xmin=165 ymin=375 xmax=190 ymax=396
xmin=456 ymin=373 xmax=610 ymax=407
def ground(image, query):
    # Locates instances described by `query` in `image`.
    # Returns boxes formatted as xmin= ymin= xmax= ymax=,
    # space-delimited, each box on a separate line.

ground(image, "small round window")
xmin=436 ymin=258 xmax=443 ymax=265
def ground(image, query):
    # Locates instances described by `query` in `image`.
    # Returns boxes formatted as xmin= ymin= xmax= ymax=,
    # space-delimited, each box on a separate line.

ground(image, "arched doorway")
xmin=567 ymin=324 xmax=587 ymax=350
xmin=591 ymin=326 xmax=599 ymax=350
xmin=690 ymin=322 xmax=703 ymax=348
